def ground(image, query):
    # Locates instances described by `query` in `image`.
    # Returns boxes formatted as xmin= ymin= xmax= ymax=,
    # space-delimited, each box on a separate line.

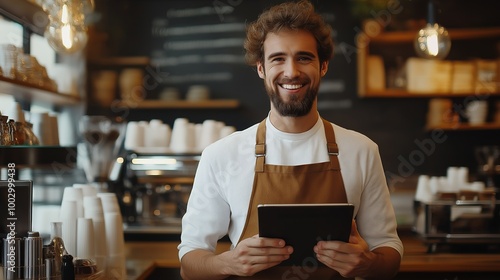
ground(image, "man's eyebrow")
xmin=266 ymin=51 xmax=317 ymax=60
xmin=267 ymin=52 xmax=285 ymax=60
xmin=297 ymin=51 xmax=316 ymax=58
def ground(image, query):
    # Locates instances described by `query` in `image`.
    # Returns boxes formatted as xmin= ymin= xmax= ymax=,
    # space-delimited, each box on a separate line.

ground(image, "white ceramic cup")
xmin=466 ymin=100 xmax=488 ymax=125
xmin=170 ymin=118 xmax=194 ymax=153
xmin=124 ymin=121 xmax=144 ymax=150
xmin=186 ymin=85 xmax=210 ymax=101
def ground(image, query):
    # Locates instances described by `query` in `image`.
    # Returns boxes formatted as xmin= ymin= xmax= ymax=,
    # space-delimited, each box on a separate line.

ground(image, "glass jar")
xmin=0 ymin=116 xmax=12 ymax=145
xmin=23 ymin=121 xmax=40 ymax=145
xmin=8 ymin=119 xmax=27 ymax=145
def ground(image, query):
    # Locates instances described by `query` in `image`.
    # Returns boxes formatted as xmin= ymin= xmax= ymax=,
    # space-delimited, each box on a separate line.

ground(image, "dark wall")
xmin=89 ymin=0 xmax=500 ymax=186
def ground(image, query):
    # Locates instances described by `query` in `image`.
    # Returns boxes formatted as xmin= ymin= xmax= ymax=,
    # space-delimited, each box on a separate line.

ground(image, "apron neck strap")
xmin=321 ymin=118 xmax=339 ymax=158
xmin=255 ymin=119 xmax=267 ymax=172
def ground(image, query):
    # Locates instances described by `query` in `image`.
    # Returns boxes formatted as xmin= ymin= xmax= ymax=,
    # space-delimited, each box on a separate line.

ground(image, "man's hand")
xmin=222 ymin=234 xmax=293 ymax=276
xmin=313 ymin=220 xmax=376 ymax=278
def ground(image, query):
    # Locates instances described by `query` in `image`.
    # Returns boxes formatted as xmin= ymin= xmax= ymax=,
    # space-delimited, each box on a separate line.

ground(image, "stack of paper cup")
xmin=144 ymin=119 xmax=170 ymax=148
xmin=83 ymin=196 xmax=107 ymax=271
xmin=59 ymin=200 xmax=77 ymax=257
xmin=76 ymin=218 xmax=95 ymax=260
xmin=97 ymin=193 xmax=126 ymax=279
xmin=198 ymin=120 xmax=221 ymax=151
xmin=170 ymin=118 xmax=194 ymax=153
xmin=124 ymin=121 xmax=145 ymax=150
xmin=60 ymin=187 xmax=84 ymax=257
xmin=61 ymin=187 xmax=84 ymax=219
xmin=73 ymin=183 xmax=98 ymax=197
xmin=414 ymin=175 xmax=433 ymax=203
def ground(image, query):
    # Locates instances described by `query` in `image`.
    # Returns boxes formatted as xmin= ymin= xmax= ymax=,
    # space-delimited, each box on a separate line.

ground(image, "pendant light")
xmin=41 ymin=0 xmax=93 ymax=54
xmin=414 ymin=0 xmax=451 ymax=59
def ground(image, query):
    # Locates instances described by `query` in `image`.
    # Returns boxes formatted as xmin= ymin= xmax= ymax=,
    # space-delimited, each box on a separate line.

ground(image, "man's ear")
xmin=320 ymin=61 xmax=329 ymax=77
xmin=257 ymin=62 xmax=265 ymax=79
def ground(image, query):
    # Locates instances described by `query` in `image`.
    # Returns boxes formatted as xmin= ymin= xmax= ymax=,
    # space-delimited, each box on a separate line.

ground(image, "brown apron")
xmin=231 ymin=118 xmax=352 ymax=280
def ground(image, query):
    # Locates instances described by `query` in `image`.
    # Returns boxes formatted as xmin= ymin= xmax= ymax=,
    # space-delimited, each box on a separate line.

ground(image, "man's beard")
xmin=265 ymin=79 xmax=318 ymax=117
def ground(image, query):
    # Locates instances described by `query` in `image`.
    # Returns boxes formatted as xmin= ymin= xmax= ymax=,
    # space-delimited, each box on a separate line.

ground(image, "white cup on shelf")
xmin=466 ymin=100 xmax=488 ymax=125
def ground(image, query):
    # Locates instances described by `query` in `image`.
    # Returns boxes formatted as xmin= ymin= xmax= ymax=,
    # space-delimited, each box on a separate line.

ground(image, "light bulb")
xmin=43 ymin=0 xmax=89 ymax=54
xmin=45 ymin=20 xmax=88 ymax=54
xmin=414 ymin=23 xmax=451 ymax=59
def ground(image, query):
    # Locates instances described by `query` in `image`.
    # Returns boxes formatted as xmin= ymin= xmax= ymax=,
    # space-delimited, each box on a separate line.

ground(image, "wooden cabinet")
xmin=357 ymin=26 xmax=500 ymax=130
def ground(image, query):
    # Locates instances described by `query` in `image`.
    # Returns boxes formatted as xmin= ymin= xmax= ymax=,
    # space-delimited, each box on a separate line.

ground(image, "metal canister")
xmin=24 ymin=231 xmax=44 ymax=279
xmin=2 ymin=237 xmax=23 ymax=280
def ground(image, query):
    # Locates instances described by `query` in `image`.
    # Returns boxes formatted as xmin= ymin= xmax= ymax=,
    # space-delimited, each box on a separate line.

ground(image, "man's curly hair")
xmin=244 ymin=0 xmax=334 ymax=66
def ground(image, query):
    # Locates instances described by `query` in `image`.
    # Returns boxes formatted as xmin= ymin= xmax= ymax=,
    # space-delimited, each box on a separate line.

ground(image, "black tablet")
xmin=258 ymin=203 xmax=354 ymax=266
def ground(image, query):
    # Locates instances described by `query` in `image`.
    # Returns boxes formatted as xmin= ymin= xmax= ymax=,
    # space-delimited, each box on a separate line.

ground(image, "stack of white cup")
xmin=60 ymin=186 xmax=84 ymax=257
xmin=57 ymin=184 xmax=125 ymax=278
xmin=97 ymin=193 xmax=126 ymax=279
xmin=415 ymin=166 xmax=486 ymax=203
xmin=125 ymin=119 xmax=171 ymax=152
xmin=124 ymin=117 xmax=236 ymax=153
xmin=82 ymin=195 xmax=107 ymax=270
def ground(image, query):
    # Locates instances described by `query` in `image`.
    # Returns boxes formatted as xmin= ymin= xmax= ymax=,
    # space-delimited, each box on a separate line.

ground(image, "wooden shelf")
xmin=369 ymin=27 xmax=500 ymax=44
xmin=362 ymin=89 xmax=500 ymax=98
xmin=0 ymin=76 xmax=81 ymax=107
xmin=358 ymin=26 xmax=500 ymax=98
xmin=426 ymin=122 xmax=500 ymax=131
xmin=118 ymin=99 xmax=240 ymax=109
xmin=0 ymin=0 xmax=47 ymax=35
xmin=88 ymin=56 xmax=150 ymax=67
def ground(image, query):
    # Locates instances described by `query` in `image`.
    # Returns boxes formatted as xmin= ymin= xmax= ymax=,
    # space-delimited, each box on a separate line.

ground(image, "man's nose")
xmin=283 ymin=60 xmax=300 ymax=78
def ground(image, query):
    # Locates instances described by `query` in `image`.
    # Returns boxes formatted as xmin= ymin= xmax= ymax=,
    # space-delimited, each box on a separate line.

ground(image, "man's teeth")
xmin=281 ymin=84 xmax=303 ymax=90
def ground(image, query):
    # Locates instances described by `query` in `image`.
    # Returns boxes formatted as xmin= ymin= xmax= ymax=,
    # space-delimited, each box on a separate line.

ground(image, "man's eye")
xmin=298 ymin=56 xmax=312 ymax=61
xmin=271 ymin=57 xmax=284 ymax=62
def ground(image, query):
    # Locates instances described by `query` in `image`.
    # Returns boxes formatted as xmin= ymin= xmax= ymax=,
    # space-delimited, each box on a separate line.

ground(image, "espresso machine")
xmin=413 ymin=146 xmax=500 ymax=252
xmin=120 ymin=151 xmax=200 ymax=235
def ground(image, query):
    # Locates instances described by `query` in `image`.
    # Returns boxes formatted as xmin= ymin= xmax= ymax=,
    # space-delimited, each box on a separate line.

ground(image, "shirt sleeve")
xmin=356 ymin=143 xmax=404 ymax=257
xmin=177 ymin=148 xmax=231 ymax=260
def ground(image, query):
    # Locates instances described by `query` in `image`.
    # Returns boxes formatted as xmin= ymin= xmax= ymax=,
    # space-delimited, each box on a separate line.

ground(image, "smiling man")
xmin=178 ymin=1 xmax=403 ymax=279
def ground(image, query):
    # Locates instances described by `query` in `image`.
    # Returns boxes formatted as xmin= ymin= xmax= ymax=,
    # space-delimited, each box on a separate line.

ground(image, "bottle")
xmin=61 ymin=254 xmax=75 ymax=280
xmin=46 ymin=222 xmax=66 ymax=279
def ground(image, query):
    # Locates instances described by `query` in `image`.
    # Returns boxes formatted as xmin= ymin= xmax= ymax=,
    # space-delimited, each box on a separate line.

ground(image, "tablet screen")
xmin=258 ymin=203 xmax=354 ymax=266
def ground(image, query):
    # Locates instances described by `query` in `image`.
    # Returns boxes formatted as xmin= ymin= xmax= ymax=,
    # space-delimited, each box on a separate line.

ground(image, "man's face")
xmin=257 ymin=29 xmax=328 ymax=117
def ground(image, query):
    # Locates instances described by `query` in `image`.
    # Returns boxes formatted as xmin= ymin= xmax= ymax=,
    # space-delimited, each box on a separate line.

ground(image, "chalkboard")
xmin=99 ymin=0 xmax=357 ymax=125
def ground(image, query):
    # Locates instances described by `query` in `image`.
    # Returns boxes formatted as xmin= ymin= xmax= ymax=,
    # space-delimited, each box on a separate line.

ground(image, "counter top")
xmin=125 ymin=232 xmax=500 ymax=279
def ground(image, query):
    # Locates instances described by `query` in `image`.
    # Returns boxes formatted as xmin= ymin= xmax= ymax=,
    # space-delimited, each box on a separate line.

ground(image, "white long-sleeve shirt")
xmin=178 ymin=116 xmax=403 ymax=260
